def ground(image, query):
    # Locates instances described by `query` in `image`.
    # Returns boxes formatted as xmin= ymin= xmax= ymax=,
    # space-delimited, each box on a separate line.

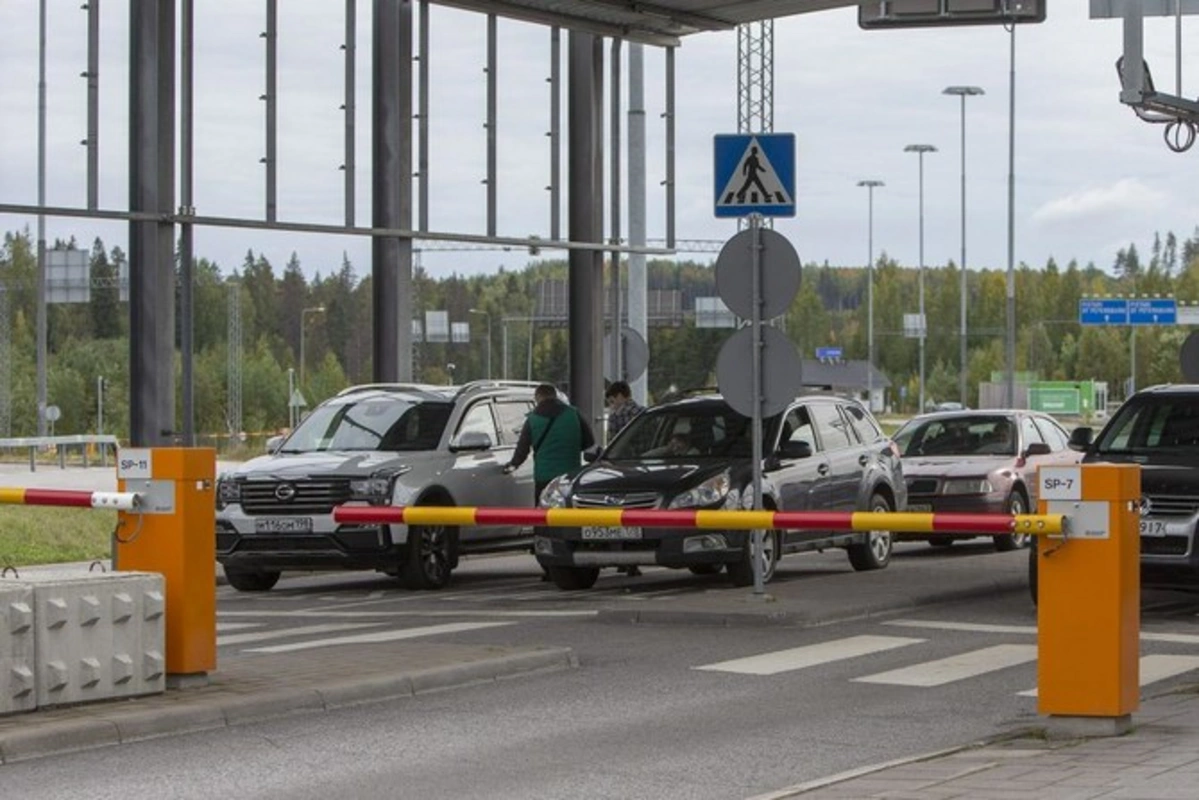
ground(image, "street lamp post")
xmin=856 ymin=179 xmax=884 ymax=411
xmin=904 ymin=143 xmax=937 ymax=414
xmin=469 ymin=308 xmax=493 ymax=379
xmin=300 ymin=305 xmax=326 ymax=387
xmin=943 ymin=85 xmax=984 ymax=408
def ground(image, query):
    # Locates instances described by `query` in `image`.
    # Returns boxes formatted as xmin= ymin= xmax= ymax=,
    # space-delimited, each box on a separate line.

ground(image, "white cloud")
xmin=1031 ymin=179 xmax=1169 ymax=227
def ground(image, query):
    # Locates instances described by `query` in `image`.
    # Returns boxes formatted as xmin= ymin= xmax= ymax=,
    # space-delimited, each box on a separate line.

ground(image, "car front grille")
xmin=240 ymin=479 xmax=352 ymax=515
xmin=907 ymin=478 xmax=938 ymax=495
xmin=1145 ymin=494 xmax=1199 ymax=517
xmin=572 ymin=492 xmax=660 ymax=510
xmin=1142 ymin=536 xmax=1190 ymax=556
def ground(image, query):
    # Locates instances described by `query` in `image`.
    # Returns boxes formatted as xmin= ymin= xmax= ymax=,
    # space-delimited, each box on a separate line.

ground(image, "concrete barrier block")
xmin=0 ymin=583 xmax=36 ymax=715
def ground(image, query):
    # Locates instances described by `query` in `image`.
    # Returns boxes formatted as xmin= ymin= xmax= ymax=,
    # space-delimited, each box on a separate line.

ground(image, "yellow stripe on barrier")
xmin=1016 ymin=514 xmax=1065 ymax=535
xmin=0 ymin=488 xmax=26 ymax=505
xmin=695 ymin=510 xmax=776 ymax=530
xmin=860 ymin=512 xmax=937 ymax=533
xmin=403 ymin=507 xmax=478 ymax=527
xmin=546 ymin=508 xmax=624 ymax=528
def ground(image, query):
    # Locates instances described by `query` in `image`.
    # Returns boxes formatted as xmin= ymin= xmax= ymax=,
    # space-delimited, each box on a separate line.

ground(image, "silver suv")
xmin=215 ymin=381 xmax=542 ymax=592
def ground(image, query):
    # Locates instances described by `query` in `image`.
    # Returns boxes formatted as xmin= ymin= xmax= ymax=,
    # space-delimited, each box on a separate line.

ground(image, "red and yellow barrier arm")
xmin=0 ymin=487 xmax=141 ymax=511
xmin=334 ymin=505 xmax=1065 ymax=536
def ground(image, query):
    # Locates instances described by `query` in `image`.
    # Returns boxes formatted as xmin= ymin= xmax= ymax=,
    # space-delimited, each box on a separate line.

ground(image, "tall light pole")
xmin=857 ymin=179 xmax=884 ymax=411
xmin=943 ymin=85 xmax=984 ymax=408
xmin=300 ymin=305 xmax=326 ymax=387
xmin=469 ymin=308 xmax=492 ymax=379
xmin=904 ymin=143 xmax=937 ymax=414
xmin=1005 ymin=19 xmax=1018 ymax=409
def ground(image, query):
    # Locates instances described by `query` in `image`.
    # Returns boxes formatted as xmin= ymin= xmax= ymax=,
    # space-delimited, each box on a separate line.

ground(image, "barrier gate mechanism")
xmin=338 ymin=462 xmax=1144 ymax=734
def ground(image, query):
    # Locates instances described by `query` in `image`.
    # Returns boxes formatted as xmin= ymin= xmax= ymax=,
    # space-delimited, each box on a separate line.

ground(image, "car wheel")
xmin=847 ymin=493 xmax=893 ymax=571
xmin=929 ymin=535 xmax=954 ymax=548
xmin=548 ymin=566 xmax=600 ymax=590
xmin=994 ymin=490 xmax=1031 ymax=552
xmin=688 ymin=564 xmax=724 ymax=575
xmin=400 ymin=522 xmax=455 ymax=590
xmin=223 ymin=567 xmax=281 ymax=593
xmin=728 ymin=529 xmax=780 ymax=587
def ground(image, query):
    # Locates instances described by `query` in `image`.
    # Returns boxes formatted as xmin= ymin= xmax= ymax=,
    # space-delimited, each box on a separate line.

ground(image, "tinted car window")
xmin=844 ymin=403 xmax=882 ymax=444
xmin=1097 ymin=398 xmax=1199 ymax=452
xmin=780 ymin=406 xmax=817 ymax=451
xmin=457 ymin=402 xmax=499 ymax=443
xmin=607 ymin=404 xmax=761 ymax=459
xmin=494 ymin=401 xmax=531 ymax=445
xmin=810 ymin=402 xmax=853 ymax=450
xmin=894 ymin=415 xmax=1016 ymax=457
xmin=1034 ymin=416 xmax=1070 ymax=451
xmin=1020 ymin=416 xmax=1045 ymax=448
xmin=283 ymin=397 xmax=453 ymax=452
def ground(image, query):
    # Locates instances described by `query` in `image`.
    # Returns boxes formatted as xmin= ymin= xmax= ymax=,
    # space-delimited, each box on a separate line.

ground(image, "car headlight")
xmin=668 ymin=472 xmax=730 ymax=509
xmin=540 ymin=476 xmax=570 ymax=508
xmin=942 ymin=478 xmax=994 ymax=495
xmin=349 ymin=477 xmax=393 ymax=505
xmin=216 ymin=479 xmax=240 ymax=510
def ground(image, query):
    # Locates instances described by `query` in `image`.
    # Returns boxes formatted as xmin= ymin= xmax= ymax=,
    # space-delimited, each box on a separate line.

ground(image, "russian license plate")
xmin=581 ymin=526 xmax=642 ymax=540
xmin=908 ymin=504 xmax=933 ymax=513
xmin=255 ymin=517 xmax=313 ymax=534
xmin=1139 ymin=519 xmax=1168 ymax=537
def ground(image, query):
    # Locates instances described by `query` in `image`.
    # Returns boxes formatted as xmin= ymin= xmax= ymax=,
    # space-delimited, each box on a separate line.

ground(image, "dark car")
xmin=1049 ymin=385 xmax=1199 ymax=592
xmin=892 ymin=410 xmax=1082 ymax=551
xmin=532 ymin=392 xmax=907 ymax=590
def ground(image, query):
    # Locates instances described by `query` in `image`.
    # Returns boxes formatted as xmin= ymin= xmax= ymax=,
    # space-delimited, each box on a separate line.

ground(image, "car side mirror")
xmin=778 ymin=439 xmax=813 ymax=460
xmin=583 ymin=448 xmax=600 ymax=463
xmin=450 ymin=431 xmax=494 ymax=452
xmin=265 ymin=435 xmax=283 ymax=454
xmin=1068 ymin=427 xmax=1094 ymax=450
xmin=1024 ymin=442 xmax=1051 ymax=457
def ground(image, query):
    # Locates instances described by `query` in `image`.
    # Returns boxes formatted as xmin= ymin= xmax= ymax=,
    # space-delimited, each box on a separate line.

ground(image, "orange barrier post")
xmin=1037 ymin=463 xmax=1141 ymax=735
xmin=114 ymin=448 xmax=217 ymax=682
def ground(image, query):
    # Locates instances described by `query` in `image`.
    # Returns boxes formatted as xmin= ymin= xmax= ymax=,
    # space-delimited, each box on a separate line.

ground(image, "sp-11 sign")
xmin=117 ymin=448 xmax=153 ymax=480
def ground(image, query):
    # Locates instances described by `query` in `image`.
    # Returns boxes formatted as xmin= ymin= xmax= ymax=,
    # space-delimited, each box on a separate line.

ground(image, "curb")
xmin=0 ymin=646 xmax=577 ymax=765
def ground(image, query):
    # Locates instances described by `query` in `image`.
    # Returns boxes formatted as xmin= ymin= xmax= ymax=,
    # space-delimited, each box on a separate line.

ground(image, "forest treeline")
xmin=2 ymin=227 xmax=1198 ymax=440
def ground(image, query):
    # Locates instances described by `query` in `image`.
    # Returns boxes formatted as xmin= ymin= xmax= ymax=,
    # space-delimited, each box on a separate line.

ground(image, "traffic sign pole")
xmin=749 ymin=214 xmax=765 ymax=595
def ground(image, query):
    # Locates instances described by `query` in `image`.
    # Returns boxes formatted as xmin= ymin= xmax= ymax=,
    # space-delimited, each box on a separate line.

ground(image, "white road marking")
xmin=245 ymin=621 xmax=516 ymax=653
xmin=216 ymin=622 xmax=265 ymax=632
xmin=1141 ymin=632 xmax=1199 ymax=645
xmin=885 ymin=619 xmax=1037 ymax=636
xmin=855 ymin=644 xmax=1038 ymax=687
xmin=693 ymin=635 xmax=924 ymax=676
xmin=218 ymin=609 xmax=597 ymax=619
xmin=218 ymin=622 xmax=382 ymax=647
xmin=1018 ymin=654 xmax=1199 ymax=697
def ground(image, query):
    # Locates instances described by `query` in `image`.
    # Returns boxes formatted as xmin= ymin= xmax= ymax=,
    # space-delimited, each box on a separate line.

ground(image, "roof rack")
xmin=335 ymin=383 xmax=447 ymax=397
xmin=452 ymin=379 xmax=545 ymax=398
xmin=656 ymin=386 xmax=721 ymax=404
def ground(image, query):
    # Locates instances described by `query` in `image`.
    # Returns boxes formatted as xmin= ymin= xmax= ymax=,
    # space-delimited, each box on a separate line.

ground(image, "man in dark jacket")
xmin=503 ymin=383 xmax=595 ymax=504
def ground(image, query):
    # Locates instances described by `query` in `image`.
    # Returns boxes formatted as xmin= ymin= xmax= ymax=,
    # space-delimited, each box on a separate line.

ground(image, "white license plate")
xmin=255 ymin=517 xmax=314 ymax=534
xmin=908 ymin=504 xmax=933 ymax=513
xmin=1140 ymin=519 xmax=1168 ymax=537
xmin=581 ymin=526 xmax=642 ymax=540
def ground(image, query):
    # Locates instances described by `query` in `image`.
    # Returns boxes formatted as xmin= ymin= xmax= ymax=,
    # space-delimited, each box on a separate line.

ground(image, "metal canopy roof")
xmin=435 ymin=1 xmax=857 ymax=45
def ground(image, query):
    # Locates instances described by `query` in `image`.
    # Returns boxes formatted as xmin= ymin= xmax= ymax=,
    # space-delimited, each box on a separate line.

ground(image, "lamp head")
xmin=943 ymin=86 xmax=985 ymax=97
xmin=857 ymin=179 xmax=885 ymax=188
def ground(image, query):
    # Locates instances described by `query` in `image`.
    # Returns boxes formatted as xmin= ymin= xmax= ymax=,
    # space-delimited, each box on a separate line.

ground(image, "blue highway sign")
xmin=1079 ymin=299 xmax=1128 ymax=326
xmin=1129 ymin=298 xmax=1177 ymax=326
xmin=714 ymin=133 xmax=795 ymax=219
xmin=816 ymin=347 xmax=843 ymax=360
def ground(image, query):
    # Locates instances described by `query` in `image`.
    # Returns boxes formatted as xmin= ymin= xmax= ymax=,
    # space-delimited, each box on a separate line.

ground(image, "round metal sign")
xmin=1182 ymin=331 xmax=1199 ymax=383
xmin=715 ymin=326 xmax=803 ymax=418
xmin=714 ymin=228 xmax=802 ymax=321
xmin=603 ymin=327 xmax=649 ymax=383
xmin=44 ymin=405 xmax=62 ymax=422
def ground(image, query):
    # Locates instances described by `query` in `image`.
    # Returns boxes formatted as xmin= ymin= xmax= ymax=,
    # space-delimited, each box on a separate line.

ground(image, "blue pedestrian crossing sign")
xmin=713 ymin=133 xmax=795 ymax=219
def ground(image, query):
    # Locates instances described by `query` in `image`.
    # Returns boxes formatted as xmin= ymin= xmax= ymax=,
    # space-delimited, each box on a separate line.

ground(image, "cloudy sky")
xmin=2 ymin=1 xmax=1198 ymax=281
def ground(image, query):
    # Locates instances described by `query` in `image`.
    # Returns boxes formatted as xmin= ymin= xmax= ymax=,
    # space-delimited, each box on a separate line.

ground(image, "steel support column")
xmin=372 ymin=0 xmax=413 ymax=382
xmin=129 ymin=0 xmax=176 ymax=445
xmin=568 ymin=31 xmax=603 ymax=428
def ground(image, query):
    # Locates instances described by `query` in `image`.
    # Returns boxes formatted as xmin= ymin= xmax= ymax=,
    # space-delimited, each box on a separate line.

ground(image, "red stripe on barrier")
xmin=22 ymin=489 xmax=95 ymax=508
xmin=773 ymin=512 xmax=854 ymax=530
xmin=334 ymin=506 xmax=406 ymax=524
xmin=474 ymin=508 xmax=544 ymax=526
xmin=620 ymin=510 xmax=698 ymax=528
xmin=931 ymin=513 xmax=1014 ymax=533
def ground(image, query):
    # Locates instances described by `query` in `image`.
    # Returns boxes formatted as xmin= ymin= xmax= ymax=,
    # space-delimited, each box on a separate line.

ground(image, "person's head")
xmin=667 ymin=433 xmax=689 ymax=454
xmin=605 ymin=381 xmax=631 ymax=405
xmin=534 ymin=383 xmax=558 ymax=404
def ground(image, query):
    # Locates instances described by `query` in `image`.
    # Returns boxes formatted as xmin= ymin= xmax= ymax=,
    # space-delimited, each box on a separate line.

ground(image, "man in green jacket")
xmin=503 ymin=383 xmax=595 ymax=505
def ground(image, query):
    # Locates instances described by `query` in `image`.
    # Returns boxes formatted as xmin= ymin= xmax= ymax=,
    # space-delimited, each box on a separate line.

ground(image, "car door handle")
xmin=817 ymin=463 xmax=830 ymax=476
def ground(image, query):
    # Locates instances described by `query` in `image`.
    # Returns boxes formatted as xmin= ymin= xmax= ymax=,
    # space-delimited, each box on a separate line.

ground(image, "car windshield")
xmin=606 ymin=404 xmax=766 ymax=460
xmin=1095 ymin=398 xmax=1199 ymax=454
xmin=280 ymin=397 xmax=453 ymax=453
xmin=894 ymin=416 xmax=1017 ymax=457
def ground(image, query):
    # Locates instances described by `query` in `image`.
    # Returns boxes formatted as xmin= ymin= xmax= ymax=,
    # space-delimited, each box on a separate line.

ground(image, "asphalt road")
xmin=5 ymin=546 xmax=1199 ymax=800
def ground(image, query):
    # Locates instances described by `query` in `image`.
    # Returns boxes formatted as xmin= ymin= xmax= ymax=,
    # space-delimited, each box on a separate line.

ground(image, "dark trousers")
xmin=534 ymin=479 xmax=551 ymax=507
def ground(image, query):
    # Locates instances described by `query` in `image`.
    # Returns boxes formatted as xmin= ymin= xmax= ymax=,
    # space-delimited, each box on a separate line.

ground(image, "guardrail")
xmin=333 ymin=505 xmax=1067 ymax=536
xmin=0 ymin=435 xmax=120 ymax=471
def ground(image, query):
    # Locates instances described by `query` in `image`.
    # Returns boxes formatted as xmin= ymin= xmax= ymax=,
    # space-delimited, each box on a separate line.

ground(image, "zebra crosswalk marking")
xmin=216 ymin=622 xmax=265 ymax=632
xmin=1018 ymin=654 xmax=1199 ymax=697
xmin=884 ymin=620 xmax=1037 ymax=636
xmin=693 ymin=635 xmax=923 ymax=676
xmin=218 ymin=622 xmax=382 ymax=647
xmin=245 ymin=621 xmax=516 ymax=654
xmin=854 ymin=644 xmax=1037 ymax=687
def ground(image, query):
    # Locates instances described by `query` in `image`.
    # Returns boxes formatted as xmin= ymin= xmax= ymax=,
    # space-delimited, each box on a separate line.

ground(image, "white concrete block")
xmin=0 ymin=582 xmax=36 ymax=714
